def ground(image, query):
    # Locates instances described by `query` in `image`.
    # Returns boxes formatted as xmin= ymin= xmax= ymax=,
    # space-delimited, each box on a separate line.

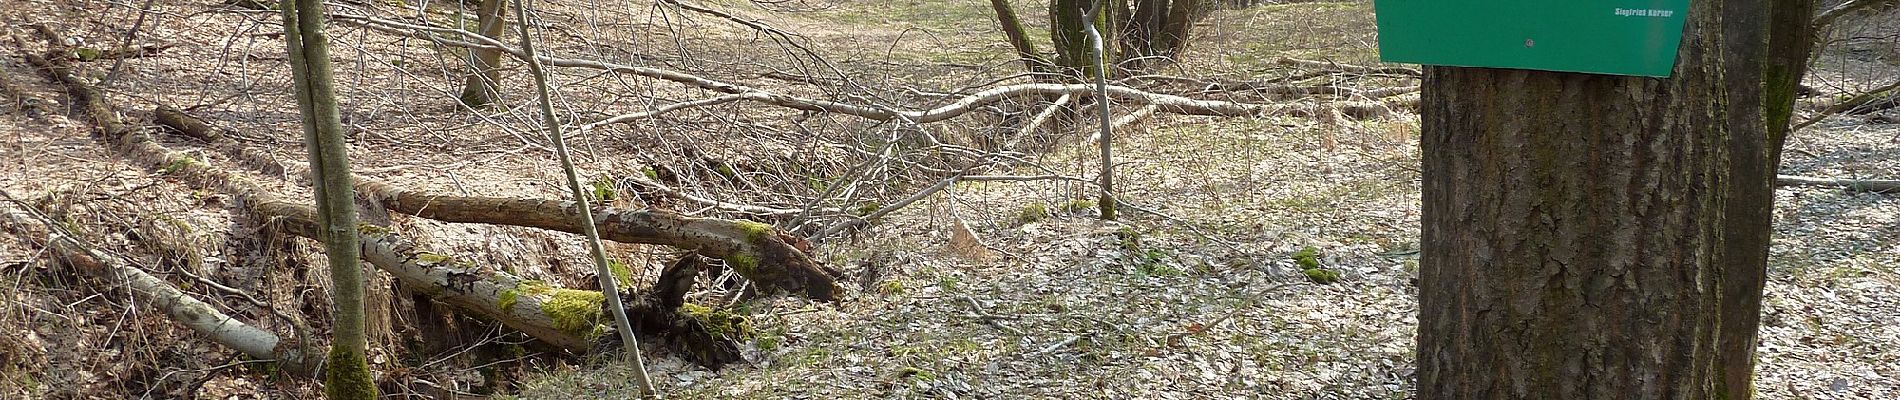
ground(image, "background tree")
xmin=279 ymin=0 xmax=375 ymax=398
xmin=991 ymin=0 xmax=1208 ymax=79
xmin=1415 ymin=1 xmax=1816 ymax=399
xmin=458 ymin=0 xmax=509 ymax=107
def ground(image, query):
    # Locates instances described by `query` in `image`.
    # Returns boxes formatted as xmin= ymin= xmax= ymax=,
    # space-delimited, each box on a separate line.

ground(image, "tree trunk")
xmin=1049 ymin=0 xmax=1105 ymax=80
xmin=512 ymin=0 xmax=657 ymax=392
xmin=987 ymin=0 xmax=1051 ymax=74
xmin=1415 ymin=0 xmax=1785 ymax=397
xmin=457 ymin=0 xmax=508 ymax=108
xmin=278 ymin=0 xmax=376 ymax=397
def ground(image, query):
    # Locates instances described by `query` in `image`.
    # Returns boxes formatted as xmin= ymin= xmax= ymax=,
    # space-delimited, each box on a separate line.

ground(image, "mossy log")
xmin=24 ymin=54 xmax=748 ymax=365
xmin=149 ymin=106 xmax=843 ymax=302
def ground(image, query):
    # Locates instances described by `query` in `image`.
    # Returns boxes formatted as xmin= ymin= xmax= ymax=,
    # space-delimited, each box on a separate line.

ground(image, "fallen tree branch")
xmin=1813 ymin=0 xmax=1890 ymax=29
xmin=332 ymin=13 xmax=1400 ymax=121
xmin=149 ymin=106 xmax=842 ymax=301
xmin=1776 ymin=174 xmax=1900 ymax=193
xmin=25 ymin=54 xmax=758 ymax=364
xmin=1792 ymin=79 xmax=1900 ymax=132
xmin=1276 ymin=57 xmax=1421 ymax=76
xmin=0 ymin=190 xmax=316 ymax=375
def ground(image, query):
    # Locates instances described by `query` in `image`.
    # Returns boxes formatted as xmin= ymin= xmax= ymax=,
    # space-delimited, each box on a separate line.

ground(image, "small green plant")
xmin=1115 ymin=226 xmax=1142 ymax=251
xmin=1060 ymin=198 xmax=1096 ymax=213
xmin=589 ymin=175 xmax=616 ymax=201
xmin=878 ymin=279 xmax=907 ymax=295
xmin=162 ymin=157 xmax=195 ymax=175
xmin=1136 ymin=249 xmax=1183 ymax=277
xmin=1017 ymin=203 xmax=1050 ymax=224
xmin=938 ymin=275 xmax=961 ymax=292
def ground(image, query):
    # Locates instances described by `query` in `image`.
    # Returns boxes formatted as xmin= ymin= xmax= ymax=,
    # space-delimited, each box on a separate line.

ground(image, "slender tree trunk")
xmin=988 ymin=0 xmax=1051 ymax=74
xmin=1415 ymin=0 xmax=1787 ymax=397
xmin=280 ymin=0 xmax=376 ymax=398
xmin=458 ymin=0 xmax=508 ymax=107
xmin=512 ymin=0 xmax=657 ymax=395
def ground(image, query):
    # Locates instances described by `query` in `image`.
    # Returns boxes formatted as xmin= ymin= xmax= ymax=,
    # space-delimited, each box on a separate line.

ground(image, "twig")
xmin=1034 ymin=336 xmax=1081 ymax=355
xmin=1776 ymin=174 xmax=1900 ymax=193
xmin=1792 ymin=79 xmax=1900 ymax=132
xmin=1814 ymin=0 xmax=1887 ymax=29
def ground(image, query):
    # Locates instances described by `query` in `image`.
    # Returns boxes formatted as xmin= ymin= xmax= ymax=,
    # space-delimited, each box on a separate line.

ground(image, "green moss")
xmin=539 ymin=289 xmax=604 ymax=338
xmin=415 ymin=252 xmax=451 ymax=265
xmin=642 ymin=166 xmax=661 ymax=181
xmin=725 ymin=252 xmax=760 ymax=276
xmin=1292 ymin=246 xmax=1322 ymax=270
xmin=515 ymin=280 xmax=553 ymax=296
xmin=1302 ymin=267 xmax=1340 ymax=284
xmin=1017 ymin=203 xmax=1050 ymax=224
xmin=679 ymin=303 xmax=751 ymax=339
xmin=161 ymin=157 xmax=196 ymax=175
xmin=324 ymin=349 xmax=378 ymax=399
xmin=497 ymin=290 xmax=519 ymax=312
xmin=735 ymin=220 xmax=774 ymax=242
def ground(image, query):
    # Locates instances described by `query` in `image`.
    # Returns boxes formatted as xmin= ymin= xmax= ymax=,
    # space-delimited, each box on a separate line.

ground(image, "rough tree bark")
xmin=1415 ymin=0 xmax=1800 ymax=398
xmin=457 ymin=0 xmax=509 ymax=107
xmin=278 ymin=0 xmax=375 ymax=397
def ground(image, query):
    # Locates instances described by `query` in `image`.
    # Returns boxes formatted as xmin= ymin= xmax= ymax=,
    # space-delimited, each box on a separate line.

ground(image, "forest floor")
xmin=1 ymin=0 xmax=1896 ymax=399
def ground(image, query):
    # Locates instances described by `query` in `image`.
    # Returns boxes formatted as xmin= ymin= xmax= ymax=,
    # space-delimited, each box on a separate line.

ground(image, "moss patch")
xmin=1302 ymin=268 xmax=1340 ymax=284
xmin=725 ymin=253 xmax=760 ymax=277
xmin=498 ymin=290 xmax=519 ymax=313
xmin=414 ymin=252 xmax=451 ymax=265
xmin=680 ymin=303 xmax=752 ymax=339
xmin=735 ymin=220 xmax=774 ymax=242
xmin=1291 ymin=246 xmax=1322 ymax=270
xmin=324 ymin=349 xmax=378 ymax=399
xmin=540 ymin=289 xmax=605 ymax=338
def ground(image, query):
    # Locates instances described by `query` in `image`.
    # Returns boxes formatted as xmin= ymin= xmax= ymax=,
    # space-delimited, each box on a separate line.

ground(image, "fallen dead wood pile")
xmin=17 ymin=52 xmax=833 ymax=369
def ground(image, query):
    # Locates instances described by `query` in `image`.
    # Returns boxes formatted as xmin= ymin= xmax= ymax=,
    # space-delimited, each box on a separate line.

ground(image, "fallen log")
xmin=25 ymin=54 xmax=749 ymax=365
xmin=150 ymin=106 xmax=842 ymax=302
xmin=0 ymin=191 xmax=317 ymax=375
xmin=1776 ymin=174 xmax=1900 ymax=193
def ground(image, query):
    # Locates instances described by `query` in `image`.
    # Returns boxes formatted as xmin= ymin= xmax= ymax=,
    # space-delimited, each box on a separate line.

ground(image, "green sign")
xmin=1373 ymin=0 xmax=1692 ymax=77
